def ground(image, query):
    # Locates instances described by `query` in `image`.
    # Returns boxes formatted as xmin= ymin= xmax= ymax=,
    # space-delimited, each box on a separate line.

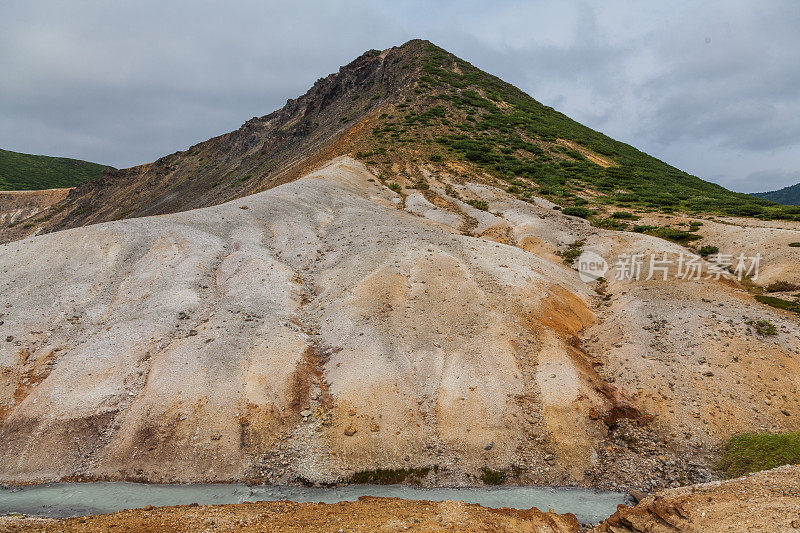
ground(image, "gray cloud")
xmin=0 ymin=0 xmax=797 ymax=193
xmin=737 ymin=169 xmax=799 ymax=194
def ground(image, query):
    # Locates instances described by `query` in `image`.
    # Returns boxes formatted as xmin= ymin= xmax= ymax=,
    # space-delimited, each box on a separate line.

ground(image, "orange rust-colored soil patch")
xmin=556 ymin=139 xmax=616 ymax=168
xmin=0 ymin=497 xmax=579 ymax=533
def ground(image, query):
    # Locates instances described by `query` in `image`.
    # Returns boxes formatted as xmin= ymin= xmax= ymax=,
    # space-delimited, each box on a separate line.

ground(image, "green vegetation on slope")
xmin=0 ymin=148 xmax=109 ymax=190
xmin=370 ymin=42 xmax=800 ymax=220
xmin=752 ymin=182 xmax=800 ymax=206
xmin=719 ymin=432 xmax=800 ymax=477
xmin=755 ymin=294 xmax=800 ymax=314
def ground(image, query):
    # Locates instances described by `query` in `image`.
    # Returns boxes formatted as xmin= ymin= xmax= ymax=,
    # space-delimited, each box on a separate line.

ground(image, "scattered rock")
xmin=629 ymin=488 xmax=648 ymax=503
xmin=344 ymin=425 xmax=357 ymax=436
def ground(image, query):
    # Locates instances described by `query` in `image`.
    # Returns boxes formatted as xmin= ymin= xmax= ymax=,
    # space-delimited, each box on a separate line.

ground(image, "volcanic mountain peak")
xmin=2 ymin=38 xmax=797 ymax=245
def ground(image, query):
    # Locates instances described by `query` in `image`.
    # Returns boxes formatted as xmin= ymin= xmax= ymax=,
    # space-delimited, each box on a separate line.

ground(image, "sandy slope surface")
xmin=695 ymin=217 xmax=800 ymax=285
xmin=631 ymin=211 xmax=800 ymax=286
xmin=1 ymin=157 xmax=799 ymax=488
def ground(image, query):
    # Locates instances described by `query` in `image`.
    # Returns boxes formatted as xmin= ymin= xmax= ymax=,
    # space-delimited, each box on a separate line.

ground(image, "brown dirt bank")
xmin=0 ymin=496 xmax=579 ymax=532
xmin=594 ymin=465 xmax=800 ymax=532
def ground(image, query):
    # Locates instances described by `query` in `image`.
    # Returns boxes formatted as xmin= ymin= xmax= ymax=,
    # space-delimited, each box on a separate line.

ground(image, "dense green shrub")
xmin=698 ymin=245 xmax=719 ymax=257
xmin=755 ymin=295 xmax=800 ymax=313
xmin=719 ymin=432 xmax=800 ymax=477
xmin=561 ymin=206 xmax=591 ymax=218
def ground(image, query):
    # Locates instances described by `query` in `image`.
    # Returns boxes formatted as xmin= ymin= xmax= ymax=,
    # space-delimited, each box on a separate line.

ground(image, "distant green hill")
xmin=752 ymin=182 xmax=800 ymax=206
xmin=0 ymin=148 xmax=110 ymax=191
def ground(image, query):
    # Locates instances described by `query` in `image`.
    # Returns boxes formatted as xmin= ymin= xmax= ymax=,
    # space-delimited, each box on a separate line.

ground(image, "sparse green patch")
xmin=746 ymin=318 xmax=778 ymax=335
xmin=632 ymin=225 xmax=702 ymax=244
xmin=592 ymin=217 xmax=628 ymax=230
xmin=480 ymin=468 xmax=505 ymax=485
xmin=789 ymin=242 xmax=800 ymax=247
xmin=388 ymin=182 xmax=402 ymax=193
xmin=765 ymin=281 xmax=799 ymax=293
xmin=719 ymin=432 xmax=800 ymax=478
xmin=444 ymin=185 xmax=460 ymax=199
xmin=559 ymin=240 xmax=585 ymax=265
xmin=466 ymin=199 xmax=489 ymax=211
xmin=350 ymin=467 xmax=431 ymax=484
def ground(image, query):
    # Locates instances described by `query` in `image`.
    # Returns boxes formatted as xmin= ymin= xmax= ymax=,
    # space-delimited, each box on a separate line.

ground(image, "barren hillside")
xmin=0 ymin=189 xmax=71 ymax=227
xmin=2 ymin=157 xmax=798 ymax=489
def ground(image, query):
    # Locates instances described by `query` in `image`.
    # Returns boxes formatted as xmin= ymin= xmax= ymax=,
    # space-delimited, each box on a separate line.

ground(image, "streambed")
xmin=0 ymin=482 xmax=631 ymax=524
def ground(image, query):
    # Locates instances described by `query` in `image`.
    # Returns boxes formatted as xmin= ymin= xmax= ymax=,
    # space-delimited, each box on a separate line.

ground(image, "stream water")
xmin=0 ymin=482 xmax=630 ymax=524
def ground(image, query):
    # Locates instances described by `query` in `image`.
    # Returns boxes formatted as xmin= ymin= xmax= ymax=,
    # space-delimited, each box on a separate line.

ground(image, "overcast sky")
xmin=1 ymin=1 xmax=797 ymax=193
